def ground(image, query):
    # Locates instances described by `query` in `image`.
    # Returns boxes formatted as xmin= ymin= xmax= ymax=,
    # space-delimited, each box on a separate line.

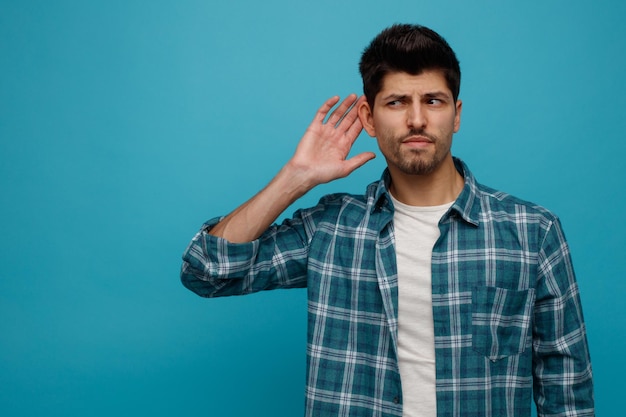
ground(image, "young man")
xmin=181 ymin=24 xmax=594 ymax=417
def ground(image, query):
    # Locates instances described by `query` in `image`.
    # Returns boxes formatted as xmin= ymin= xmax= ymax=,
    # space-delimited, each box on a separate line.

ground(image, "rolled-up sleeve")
xmin=181 ymin=215 xmax=310 ymax=298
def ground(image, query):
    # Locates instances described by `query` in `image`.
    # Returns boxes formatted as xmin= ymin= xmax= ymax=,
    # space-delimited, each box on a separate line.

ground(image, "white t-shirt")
xmin=391 ymin=195 xmax=453 ymax=417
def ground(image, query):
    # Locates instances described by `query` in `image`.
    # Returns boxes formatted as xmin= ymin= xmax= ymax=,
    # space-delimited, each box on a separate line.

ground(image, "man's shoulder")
xmin=311 ymin=190 xmax=371 ymax=216
xmin=473 ymin=180 xmax=558 ymax=221
xmin=296 ymin=178 xmax=383 ymax=224
xmin=316 ymin=177 xmax=382 ymax=208
xmin=455 ymin=157 xmax=558 ymax=225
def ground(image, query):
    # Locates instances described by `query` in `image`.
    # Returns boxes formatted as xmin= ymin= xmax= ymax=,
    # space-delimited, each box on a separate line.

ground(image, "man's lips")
xmin=402 ymin=135 xmax=434 ymax=147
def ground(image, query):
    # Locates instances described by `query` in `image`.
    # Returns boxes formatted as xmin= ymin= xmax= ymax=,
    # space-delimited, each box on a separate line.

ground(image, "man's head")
xmin=357 ymin=24 xmax=463 ymax=182
xmin=359 ymin=24 xmax=461 ymax=109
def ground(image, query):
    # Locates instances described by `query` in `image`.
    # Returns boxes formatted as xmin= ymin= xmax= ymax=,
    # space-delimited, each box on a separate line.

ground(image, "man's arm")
xmin=208 ymin=94 xmax=376 ymax=243
xmin=533 ymin=217 xmax=594 ymax=416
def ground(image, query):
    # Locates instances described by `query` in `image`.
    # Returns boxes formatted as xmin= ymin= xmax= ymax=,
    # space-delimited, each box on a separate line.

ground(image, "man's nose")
xmin=407 ymin=103 xmax=426 ymax=129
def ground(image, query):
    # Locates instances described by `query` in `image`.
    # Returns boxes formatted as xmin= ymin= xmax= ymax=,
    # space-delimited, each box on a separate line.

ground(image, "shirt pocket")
xmin=471 ymin=286 xmax=535 ymax=361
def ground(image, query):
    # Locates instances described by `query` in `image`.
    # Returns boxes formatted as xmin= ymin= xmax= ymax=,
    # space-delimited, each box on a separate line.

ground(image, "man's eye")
xmin=428 ymin=99 xmax=442 ymax=105
xmin=387 ymin=100 xmax=402 ymax=106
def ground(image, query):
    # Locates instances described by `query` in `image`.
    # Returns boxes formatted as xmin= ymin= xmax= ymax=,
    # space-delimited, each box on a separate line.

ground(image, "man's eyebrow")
xmin=380 ymin=93 xmax=409 ymax=101
xmin=423 ymin=91 xmax=452 ymax=99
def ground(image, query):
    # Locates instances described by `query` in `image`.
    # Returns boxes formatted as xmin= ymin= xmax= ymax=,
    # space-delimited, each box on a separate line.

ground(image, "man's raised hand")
xmin=286 ymin=94 xmax=376 ymax=189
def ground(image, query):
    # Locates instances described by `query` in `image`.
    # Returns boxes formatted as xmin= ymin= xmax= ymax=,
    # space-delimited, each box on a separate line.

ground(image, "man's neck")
xmin=388 ymin=157 xmax=464 ymax=207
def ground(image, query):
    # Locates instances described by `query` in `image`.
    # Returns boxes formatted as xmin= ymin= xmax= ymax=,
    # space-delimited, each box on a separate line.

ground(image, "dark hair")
xmin=359 ymin=24 xmax=461 ymax=107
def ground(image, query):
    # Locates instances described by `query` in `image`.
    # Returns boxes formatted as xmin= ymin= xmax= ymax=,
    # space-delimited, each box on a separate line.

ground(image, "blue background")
xmin=1 ymin=1 xmax=624 ymax=416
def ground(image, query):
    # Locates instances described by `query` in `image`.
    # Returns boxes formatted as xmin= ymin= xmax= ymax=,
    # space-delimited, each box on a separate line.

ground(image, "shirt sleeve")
xmin=532 ymin=217 xmax=594 ymax=416
xmin=180 ymin=214 xmax=311 ymax=298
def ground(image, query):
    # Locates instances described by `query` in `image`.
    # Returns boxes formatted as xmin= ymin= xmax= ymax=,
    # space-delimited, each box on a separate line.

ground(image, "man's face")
xmin=359 ymin=70 xmax=462 ymax=177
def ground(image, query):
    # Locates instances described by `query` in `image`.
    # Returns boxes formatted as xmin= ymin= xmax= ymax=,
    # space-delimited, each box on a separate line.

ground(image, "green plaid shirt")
xmin=181 ymin=158 xmax=594 ymax=417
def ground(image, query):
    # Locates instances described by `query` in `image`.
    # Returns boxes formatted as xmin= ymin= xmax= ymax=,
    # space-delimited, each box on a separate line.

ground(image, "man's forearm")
xmin=207 ymin=163 xmax=315 ymax=243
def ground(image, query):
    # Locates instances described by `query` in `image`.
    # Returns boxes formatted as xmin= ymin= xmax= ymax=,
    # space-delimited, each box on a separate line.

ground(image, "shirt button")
xmin=393 ymin=396 xmax=400 ymax=404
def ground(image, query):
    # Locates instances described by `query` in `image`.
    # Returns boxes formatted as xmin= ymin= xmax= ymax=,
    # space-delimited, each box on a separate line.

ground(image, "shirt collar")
xmin=368 ymin=157 xmax=481 ymax=227
xmin=369 ymin=169 xmax=394 ymax=214
xmin=450 ymin=157 xmax=481 ymax=226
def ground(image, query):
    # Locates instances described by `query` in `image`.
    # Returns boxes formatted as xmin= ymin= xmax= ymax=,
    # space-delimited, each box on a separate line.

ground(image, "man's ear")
xmin=453 ymin=99 xmax=462 ymax=133
xmin=357 ymin=99 xmax=376 ymax=137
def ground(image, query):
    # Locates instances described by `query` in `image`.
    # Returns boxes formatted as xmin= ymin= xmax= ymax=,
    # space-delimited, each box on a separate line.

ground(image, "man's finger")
xmin=336 ymin=97 xmax=364 ymax=131
xmin=342 ymin=152 xmax=377 ymax=177
xmin=343 ymin=117 xmax=364 ymax=142
xmin=312 ymin=96 xmax=341 ymax=124
xmin=325 ymin=94 xmax=358 ymax=126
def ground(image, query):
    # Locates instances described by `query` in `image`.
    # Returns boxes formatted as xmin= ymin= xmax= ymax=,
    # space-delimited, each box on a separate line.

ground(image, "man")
xmin=181 ymin=24 xmax=594 ymax=417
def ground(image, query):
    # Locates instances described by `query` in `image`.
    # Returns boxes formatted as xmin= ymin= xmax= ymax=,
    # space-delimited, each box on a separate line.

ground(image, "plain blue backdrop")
xmin=1 ymin=1 xmax=624 ymax=416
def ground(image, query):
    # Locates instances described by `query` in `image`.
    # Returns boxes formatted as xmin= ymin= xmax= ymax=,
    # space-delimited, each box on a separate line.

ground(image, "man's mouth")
xmin=402 ymin=134 xmax=434 ymax=148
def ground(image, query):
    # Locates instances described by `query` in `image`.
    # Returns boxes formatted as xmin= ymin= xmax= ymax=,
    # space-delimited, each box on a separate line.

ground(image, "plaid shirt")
xmin=181 ymin=158 xmax=594 ymax=417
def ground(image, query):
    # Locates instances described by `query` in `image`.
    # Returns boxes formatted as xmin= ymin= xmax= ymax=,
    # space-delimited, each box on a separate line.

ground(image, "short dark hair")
xmin=359 ymin=24 xmax=461 ymax=108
